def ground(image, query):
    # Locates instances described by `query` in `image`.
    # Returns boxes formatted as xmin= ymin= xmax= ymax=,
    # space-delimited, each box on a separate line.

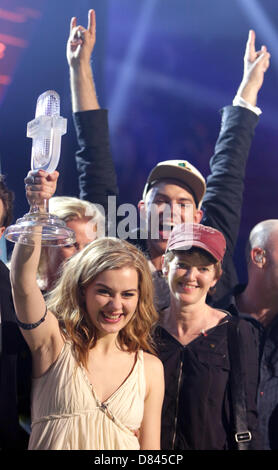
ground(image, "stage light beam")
xmin=108 ymin=0 xmax=158 ymax=133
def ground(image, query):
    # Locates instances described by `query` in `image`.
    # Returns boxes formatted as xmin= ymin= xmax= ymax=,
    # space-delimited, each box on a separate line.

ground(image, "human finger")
xmin=253 ymin=48 xmax=270 ymax=67
xmin=24 ymin=170 xmax=41 ymax=185
xmin=87 ymin=9 xmax=96 ymax=35
xmin=44 ymin=170 xmax=59 ymax=183
xmin=70 ymin=16 xmax=77 ymax=33
xmin=24 ymin=170 xmax=55 ymax=186
xmin=25 ymin=188 xmax=54 ymax=203
xmin=25 ymin=179 xmax=56 ymax=198
xmin=245 ymin=29 xmax=256 ymax=61
xmin=261 ymin=51 xmax=271 ymax=72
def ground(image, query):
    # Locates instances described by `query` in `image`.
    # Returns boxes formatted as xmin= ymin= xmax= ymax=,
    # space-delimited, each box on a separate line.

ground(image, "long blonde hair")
xmin=47 ymin=237 xmax=158 ymax=367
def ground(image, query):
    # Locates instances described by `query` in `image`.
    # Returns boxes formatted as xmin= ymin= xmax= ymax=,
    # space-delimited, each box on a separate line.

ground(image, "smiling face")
xmin=164 ymin=251 xmax=218 ymax=307
xmin=84 ymin=267 xmax=139 ymax=338
xmin=139 ymin=180 xmax=203 ymax=260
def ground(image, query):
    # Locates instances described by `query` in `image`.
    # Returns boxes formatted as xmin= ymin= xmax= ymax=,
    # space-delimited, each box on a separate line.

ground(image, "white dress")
xmin=28 ymin=342 xmax=146 ymax=450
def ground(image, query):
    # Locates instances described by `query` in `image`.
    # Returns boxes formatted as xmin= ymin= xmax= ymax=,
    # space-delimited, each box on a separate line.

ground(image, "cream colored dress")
xmin=28 ymin=342 xmax=146 ymax=450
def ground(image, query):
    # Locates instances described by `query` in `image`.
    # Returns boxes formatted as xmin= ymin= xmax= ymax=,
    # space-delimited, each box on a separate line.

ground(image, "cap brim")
xmin=169 ymin=240 xmax=220 ymax=261
xmin=143 ymin=164 xmax=206 ymax=207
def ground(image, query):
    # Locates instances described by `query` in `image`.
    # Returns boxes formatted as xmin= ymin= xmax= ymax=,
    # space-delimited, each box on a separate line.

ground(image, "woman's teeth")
xmin=102 ymin=313 xmax=122 ymax=319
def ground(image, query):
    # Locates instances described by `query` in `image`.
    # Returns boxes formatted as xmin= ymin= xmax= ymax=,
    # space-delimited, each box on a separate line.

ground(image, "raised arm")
xmin=202 ymin=31 xmax=270 ymax=302
xmin=67 ymin=9 xmax=99 ymax=112
xmin=67 ymin=9 xmax=119 ymax=214
xmin=204 ymin=29 xmax=271 ymax=239
xmin=10 ymin=170 xmax=64 ymax=377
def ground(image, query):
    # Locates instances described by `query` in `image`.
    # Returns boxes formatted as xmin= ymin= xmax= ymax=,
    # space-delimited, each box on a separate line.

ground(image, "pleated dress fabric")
xmin=28 ymin=342 xmax=145 ymax=450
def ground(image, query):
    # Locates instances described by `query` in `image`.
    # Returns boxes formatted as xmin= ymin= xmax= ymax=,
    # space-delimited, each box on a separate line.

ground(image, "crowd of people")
xmin=0 ymin=9 xmax=277 ymax=451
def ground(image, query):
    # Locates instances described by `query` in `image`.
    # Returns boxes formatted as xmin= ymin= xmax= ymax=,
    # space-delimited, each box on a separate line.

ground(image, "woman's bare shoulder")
xmin=143 ymin=351 xmax=164 ymax=374
xmin=142 ymin=351 xmax=165 ymax=400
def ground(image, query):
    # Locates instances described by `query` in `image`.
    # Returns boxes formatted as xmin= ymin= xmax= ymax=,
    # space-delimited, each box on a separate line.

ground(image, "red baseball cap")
xmin=166 ymin=223 xmax=226 ymax=262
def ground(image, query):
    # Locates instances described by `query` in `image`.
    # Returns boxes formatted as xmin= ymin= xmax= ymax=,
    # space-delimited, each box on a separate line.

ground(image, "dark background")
xmin=0 ymin=0 xmax=277 ymax=282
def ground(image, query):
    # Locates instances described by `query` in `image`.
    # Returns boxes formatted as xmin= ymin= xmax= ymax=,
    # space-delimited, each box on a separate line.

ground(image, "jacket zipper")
xmin=171 ymin=354 xmax=184 ymax=449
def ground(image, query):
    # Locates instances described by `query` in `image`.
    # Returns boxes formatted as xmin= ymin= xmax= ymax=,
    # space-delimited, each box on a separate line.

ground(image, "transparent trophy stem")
xmin=4 ymin=90 xmax=76 ymax=247
xmin=5 ymin=198 xmax=75 ymax=247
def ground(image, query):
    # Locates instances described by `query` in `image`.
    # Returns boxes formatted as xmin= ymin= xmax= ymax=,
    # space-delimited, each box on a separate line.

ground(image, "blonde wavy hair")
xmin=47 ymin=237 xmax=158 ymax=367
xmin=38 ymin=196 xmax=105 ymax=289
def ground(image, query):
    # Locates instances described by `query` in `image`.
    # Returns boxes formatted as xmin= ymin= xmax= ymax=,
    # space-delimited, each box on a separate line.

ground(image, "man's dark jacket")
xmin=217 ymin=284 xmax=278 ymax=450
xmin=73 ymin=105 xmax=259 ymax=305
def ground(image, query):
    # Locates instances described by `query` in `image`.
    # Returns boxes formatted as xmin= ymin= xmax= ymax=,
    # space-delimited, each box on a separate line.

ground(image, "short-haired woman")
xmin=154 ymin=223 xmax=261 ymax=450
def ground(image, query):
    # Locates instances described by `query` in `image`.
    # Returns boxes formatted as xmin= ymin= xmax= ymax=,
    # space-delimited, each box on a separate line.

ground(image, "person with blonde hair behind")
xmin=9 ymin=171 xmax=164 ymax=450
xmin=37 ymin=193 xmax=105 ymax=292
xmin=12 ymin=171 xmax=109 ymax=442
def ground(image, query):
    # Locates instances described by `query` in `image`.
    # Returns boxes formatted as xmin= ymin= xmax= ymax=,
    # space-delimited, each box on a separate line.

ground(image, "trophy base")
xmin=4 ymin=212 xmax=76 ymax=247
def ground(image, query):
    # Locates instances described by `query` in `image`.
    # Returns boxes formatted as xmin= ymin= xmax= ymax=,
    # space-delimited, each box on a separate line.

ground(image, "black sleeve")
xmin=73 ymin=109 xmax=119 ymax=217
xmin=202 ymin=105 xmax=259 ymax=250
xmin=202 ymin=106 xmax=259 ymax=302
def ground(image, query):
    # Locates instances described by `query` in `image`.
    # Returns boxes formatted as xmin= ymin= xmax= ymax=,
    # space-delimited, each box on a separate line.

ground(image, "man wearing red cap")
xmin=67 ymin=10 xmax=270 ymax=310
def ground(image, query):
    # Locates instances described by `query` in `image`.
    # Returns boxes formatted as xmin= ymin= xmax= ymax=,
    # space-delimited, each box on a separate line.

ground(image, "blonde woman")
xmin=10 ymin=171 xmax=164 ymax=450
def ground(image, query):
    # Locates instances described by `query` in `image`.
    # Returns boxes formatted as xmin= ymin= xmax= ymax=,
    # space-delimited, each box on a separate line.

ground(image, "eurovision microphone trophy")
xmin=5 ymin=90 xmax=76 ymax=246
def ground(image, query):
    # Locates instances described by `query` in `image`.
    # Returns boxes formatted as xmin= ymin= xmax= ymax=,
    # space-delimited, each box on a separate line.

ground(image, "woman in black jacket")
xmin=154 ymin=223 xmax=261 ymax=450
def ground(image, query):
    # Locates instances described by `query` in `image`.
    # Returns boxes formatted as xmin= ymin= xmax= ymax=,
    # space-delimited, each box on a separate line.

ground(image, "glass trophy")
xmin=4 ymin=90 xmax=76 ymax=246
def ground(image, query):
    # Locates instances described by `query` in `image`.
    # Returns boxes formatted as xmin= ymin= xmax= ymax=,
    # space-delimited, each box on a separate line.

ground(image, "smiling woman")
xmin=164 ymin=245 xmax=223 ymax=301
xmin=84 ymin=267 xmax=139 ymax=334
xmin=48 ymin=237 xmax=158 ymax=367
xmin=154 ymin=223 xmax=262 ymax=450
xmin=10 ymin=231 xmax=164 ymax=450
